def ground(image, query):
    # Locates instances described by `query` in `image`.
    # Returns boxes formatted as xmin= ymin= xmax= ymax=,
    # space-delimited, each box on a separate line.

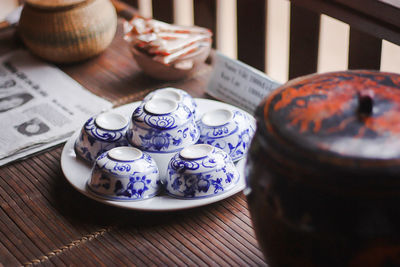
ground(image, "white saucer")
xmin=61 ymin=99 xmax=252 ymax=211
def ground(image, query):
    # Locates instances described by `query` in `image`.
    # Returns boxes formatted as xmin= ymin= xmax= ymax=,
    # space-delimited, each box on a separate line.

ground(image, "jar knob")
xmin=357 ymin=90 xmax=374 ymax=117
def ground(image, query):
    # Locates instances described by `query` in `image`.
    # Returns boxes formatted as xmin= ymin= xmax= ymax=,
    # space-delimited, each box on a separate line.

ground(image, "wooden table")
xmin=0 ymin=20 xmax=267 ymax=266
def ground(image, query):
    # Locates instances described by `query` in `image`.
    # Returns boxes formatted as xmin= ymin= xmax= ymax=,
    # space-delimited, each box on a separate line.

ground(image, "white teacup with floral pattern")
xmin=74 ymin=112 xmax=129 ymax=163
xmin=127 ymin=97 xmax=199 ymax=154
xmin=197 ymin=108 xmax=256 ymax=162
xmin=165 ymin=144 xmax=239 ymax=199
xmin=87 ymin=146 xmax=160 ymax=201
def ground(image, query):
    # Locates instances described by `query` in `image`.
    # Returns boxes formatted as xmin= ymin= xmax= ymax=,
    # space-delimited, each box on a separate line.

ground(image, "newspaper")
xmin=0 ymin=50 xmax=113 ymax=166
xmin=207 ymin=52 xmax=281 ymax=114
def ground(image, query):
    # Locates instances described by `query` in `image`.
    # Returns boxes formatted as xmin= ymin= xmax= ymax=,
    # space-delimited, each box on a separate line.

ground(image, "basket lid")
xmin=26 ymin=0 xmax=88 ymax=9
xmin=263 ymin=70 xmax=400 ymax=160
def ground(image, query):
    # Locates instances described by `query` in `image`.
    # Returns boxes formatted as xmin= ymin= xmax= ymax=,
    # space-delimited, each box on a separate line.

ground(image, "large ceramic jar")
xmin=247 ymin=70 xmax=400 ymax=267
xmin=18 ymin=0 xmax=117 ymax=63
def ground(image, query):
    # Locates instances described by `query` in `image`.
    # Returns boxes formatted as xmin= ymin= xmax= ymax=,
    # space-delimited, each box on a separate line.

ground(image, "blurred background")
xmin=2 ymin=0 xmax=399 ymax=84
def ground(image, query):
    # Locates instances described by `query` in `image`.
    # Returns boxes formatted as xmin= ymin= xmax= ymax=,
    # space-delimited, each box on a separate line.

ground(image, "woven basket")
xmin=18 ymin=0 xmax=117 ymax=63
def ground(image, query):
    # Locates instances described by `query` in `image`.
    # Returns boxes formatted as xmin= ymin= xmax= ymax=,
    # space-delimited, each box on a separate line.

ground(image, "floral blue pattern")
xmin=128 ymin=119 xmax=199 ymax=153
xmin=128 ymin=96 xmax=200 ymax=153
xmin=75 ymin=115 xmax=129 ymax=162
xmin=197 ymin=110 xmax=256 ymax=162
xmin=131 ymin=101 xmax=192 ymax=130
xmin=165 ymin=146 xmax=240 ymax=199
xmin=113 ymin=163 xmax=131 ymax=172
xmin=140 ymin=131 xmax=176 ymax=151
xmin=144 ymin=115 xmax=176 ymax=129
xmin=88 ymin=149 xmax=160 ymax=201
xmin=170 ymin=159 xmax=200 ymax=172
xmin=85 ymin=117 xmax=127 ymax=142
xmin=114 ymin=175 xmax=152 ymax=198
xmin=166 ymin=168 xmax=238 ymax=198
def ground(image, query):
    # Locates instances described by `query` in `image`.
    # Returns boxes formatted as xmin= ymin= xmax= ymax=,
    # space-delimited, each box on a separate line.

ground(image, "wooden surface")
xmin=0 ymin=22 xmax=267 ymax=266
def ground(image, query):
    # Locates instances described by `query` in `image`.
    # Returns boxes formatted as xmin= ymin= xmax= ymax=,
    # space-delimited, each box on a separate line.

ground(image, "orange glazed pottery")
xmin=247 ymin=70 xmax=400 ymax=267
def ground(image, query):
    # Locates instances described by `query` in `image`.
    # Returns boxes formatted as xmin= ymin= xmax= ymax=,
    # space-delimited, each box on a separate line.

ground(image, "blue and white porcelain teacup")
xmin=165 ymin=144 xmax=239 ymax=199
xmin=87 ymin=146 xmax=160 ymax=201
xmin=196 ymin=108 xmax=256 ymax=162
xmin=127 ymin=98 xmax=200 ymax=178
xmin=74 ymin=112 xmax=129 ymax=163
xmin=143 ymin=87 xmax=197 ymax=119
xmin=127 ymin=97 xmax=199 ymax=153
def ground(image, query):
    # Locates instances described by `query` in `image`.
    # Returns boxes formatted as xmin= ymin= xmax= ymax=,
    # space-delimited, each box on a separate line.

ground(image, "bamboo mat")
xmin=0 ymin=21 xmax=267 ymax=266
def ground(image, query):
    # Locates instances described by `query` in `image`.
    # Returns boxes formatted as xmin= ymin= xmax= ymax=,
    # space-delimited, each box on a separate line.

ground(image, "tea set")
xmin=72 ymin=87 xmax=255 ymax=202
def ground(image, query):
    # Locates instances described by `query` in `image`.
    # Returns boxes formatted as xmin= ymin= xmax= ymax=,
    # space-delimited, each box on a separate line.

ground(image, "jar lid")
xmin=263 ymin=70 xmax=400 ymax=160
xmin=26 ymin=0 xmax=87 ymax=9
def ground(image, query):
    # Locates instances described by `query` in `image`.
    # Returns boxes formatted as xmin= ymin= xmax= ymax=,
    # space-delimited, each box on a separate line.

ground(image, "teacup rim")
xmin=144 ymin=98 xmax=179 ymax=115
xmin=94 ymin=112 xmax=129 ymax=132
xmin=200 ymin=108 xmax=234 ymax=127
xmin=179 ymin=144 xmax=214 ymax=160
xmin=107 ymin=146 xmax=143 ymax=162
xmin=150 ymin=88 xmax=184 ymax=102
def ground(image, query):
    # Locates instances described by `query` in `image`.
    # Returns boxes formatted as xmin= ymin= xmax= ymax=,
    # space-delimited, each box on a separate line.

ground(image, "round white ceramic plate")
xmin=61 ymin=98 xmax=253 ymax=211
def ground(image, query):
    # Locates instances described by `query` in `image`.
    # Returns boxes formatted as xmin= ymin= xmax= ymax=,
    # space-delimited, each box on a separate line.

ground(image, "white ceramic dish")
xmin=61 ymin=99 xmax=250 ymax=211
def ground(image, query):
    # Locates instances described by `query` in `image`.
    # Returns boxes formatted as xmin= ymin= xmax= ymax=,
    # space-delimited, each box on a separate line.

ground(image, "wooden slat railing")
xmin=194 ymin=0 xmax=217 ymax=49
xmin=288 ymin=3 xmax=320 ymax=79
xmin=152 ymin=0 xmax=174 ymax=23
xmin=237 ymin=0 xmax=266 ymax=71
xmin=290 ymin=0 xmax=400 ymax=78
xmin=348 ymin=28 xmax=382 ymax=70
